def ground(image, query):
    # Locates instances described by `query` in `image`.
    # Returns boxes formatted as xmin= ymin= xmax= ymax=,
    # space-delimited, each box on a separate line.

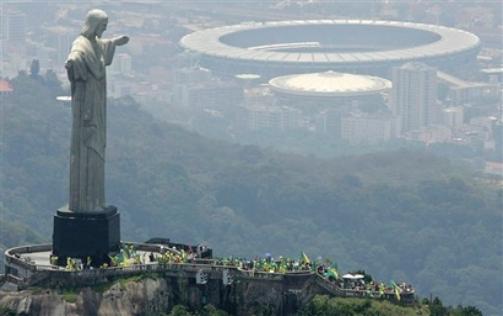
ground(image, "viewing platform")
xmin=2 ymin=242 xmax=415 ymax=306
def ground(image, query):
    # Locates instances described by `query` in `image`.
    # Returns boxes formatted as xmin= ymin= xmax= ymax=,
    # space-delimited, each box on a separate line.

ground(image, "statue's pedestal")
xmin=52 ymin=206 xmax=120 ymax=266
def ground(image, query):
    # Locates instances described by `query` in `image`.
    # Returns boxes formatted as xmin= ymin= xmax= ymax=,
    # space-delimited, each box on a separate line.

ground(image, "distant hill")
xmin=1 ymin=73 xmax=501 ymax=315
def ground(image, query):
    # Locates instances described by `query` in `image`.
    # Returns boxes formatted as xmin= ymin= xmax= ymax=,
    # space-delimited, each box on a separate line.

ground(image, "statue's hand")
xmin=114 ymin=35 xmax=129 ymax=46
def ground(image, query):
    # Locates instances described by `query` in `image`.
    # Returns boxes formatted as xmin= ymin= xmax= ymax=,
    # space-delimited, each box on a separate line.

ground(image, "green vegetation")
xmin=301 ymin=295 xmax=427 ymax=316
xmin=61 ymin=289 xmax=78 ymax=303
xmin=1 ymin=73 xmax=501 ymax=315
xmin=92 ymin=280 xmax=116 ymax=294
xmin=0 ymin=305 xmax=17 ymax=316
xmin=0 ymin=207 xmax=44 ymax=272
xmin=300 ymin=295 xmax=482 ymax=316
xmin=425 ymin=297 xmax=483 ymax=316
xmin=117 ymin=272 xmax=160 ymax=290
xmin=168 ymin=304 xmax=228 ymax=316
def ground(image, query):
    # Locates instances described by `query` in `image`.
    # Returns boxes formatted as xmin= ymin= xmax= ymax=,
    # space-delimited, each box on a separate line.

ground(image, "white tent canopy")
xmin=342 ymin=274 xmax=364 ymax=279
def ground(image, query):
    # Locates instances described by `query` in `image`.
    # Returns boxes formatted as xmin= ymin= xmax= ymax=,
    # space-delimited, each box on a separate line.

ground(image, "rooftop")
xmin=180 ymin=20 xmax=480 ymax=66
xmin=269 ymin=71 xmax=391 ymax=97
xmin=481 ymin=68 xmax=503 ymax=74
xmin=235 ymin=73 xmax=261 ymax=80
xmin=0 ymin=79 xmax=13 ymax=93
xmin=399 ymin=62 xmax=436 ymax=71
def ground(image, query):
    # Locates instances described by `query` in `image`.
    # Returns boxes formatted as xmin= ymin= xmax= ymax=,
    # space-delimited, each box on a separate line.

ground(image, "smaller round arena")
xmin=269 ymin=71 xmax=391 ymax=97
xmin=268 ymin=71 xmax=391 ymax=113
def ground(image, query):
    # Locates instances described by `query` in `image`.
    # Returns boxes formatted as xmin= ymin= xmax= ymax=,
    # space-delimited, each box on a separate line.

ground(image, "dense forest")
xmin=0 ymin=73 xmax=501 ymax=315
xmin=163 ymin=296 xmax=482 ymax=316
xmin=300 ymin=296 xmax=484 ymax=316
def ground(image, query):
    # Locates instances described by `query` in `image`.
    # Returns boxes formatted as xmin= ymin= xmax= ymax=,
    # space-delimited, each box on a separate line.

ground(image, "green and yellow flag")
xmin=391 ymin=281 xmax=401 ymax=301
xmin=379 ymin=283 xmax=385 ymax=296
xmin=326 ymin=267 xmax=338 ymax=279
xmin=300 ymin=252 xmax=310 ymax=265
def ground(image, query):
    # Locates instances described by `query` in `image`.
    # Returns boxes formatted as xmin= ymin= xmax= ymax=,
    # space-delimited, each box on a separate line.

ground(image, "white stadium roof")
xmin=180 ymin=20 xmax=480 ymax=67
xmin=269 ymin=71 xmax=392 ymax=97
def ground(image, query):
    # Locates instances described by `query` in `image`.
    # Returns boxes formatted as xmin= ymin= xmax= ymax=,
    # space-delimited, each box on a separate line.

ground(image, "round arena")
xmin=180 ymin=20 xmax=480 ymax=77
xmin=268 ymin=71 xmax=391 ymax=113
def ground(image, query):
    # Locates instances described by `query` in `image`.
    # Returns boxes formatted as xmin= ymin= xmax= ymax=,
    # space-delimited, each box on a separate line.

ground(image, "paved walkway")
xmin=19 ymin=250 xmax=160 ymax=269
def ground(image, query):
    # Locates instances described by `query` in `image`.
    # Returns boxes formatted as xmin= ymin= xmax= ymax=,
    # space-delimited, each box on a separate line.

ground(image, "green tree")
xmin=430 ymin=297 xmax=448 ymax=316
xmin=169 ymin=305 xmax=193 ymax=316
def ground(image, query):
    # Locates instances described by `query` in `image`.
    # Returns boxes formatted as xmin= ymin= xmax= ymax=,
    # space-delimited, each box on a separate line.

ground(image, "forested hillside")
xmin=1 ymin=73 xmax=501 ymax=315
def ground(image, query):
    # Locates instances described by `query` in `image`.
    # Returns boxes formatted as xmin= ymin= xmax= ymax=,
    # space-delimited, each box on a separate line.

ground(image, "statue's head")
xmin=81 ymin=9 xmax=108 ymax=39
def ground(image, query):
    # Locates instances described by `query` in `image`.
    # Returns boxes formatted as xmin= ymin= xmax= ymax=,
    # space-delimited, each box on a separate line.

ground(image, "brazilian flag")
xmin=326 ymin=267 xmax=338 ymax=279
xmin=391 ymin=281 xmax=401 ymax=301
xmin=300 ymin=252 xmax=310 ymax=265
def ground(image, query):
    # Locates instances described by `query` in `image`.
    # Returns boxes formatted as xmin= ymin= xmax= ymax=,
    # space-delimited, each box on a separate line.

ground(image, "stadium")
xmin=269 ymin=71 xmax=391 ymax=98
xmin=268 ymin=71 xmax=392 ymax=113
xmin=180 ymin=20 xmax=481 ymax=77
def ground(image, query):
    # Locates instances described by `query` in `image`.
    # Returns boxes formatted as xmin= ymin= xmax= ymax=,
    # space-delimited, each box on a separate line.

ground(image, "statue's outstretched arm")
xmin=112 ymin=35 xmax=129 ymax=46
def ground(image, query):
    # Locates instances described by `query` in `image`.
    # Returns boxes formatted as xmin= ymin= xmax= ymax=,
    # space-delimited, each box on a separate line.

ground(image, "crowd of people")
xmin=330 ymin=273 xmax=414 ymax=301
xmin=210 ymin=252 xmax=317 ymax=274
xmin=56 ymin=244 xmax=413 ymax=301
xmin=143 ymin=247 xmax=322 ymax=275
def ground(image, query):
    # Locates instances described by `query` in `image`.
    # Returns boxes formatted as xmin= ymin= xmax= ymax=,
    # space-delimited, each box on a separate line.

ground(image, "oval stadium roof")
xmin=180 ymin=20 xmax=480 ymax=68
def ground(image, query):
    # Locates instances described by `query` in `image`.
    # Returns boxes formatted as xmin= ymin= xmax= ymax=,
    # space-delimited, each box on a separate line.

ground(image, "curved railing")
xmin=4 ymin=243 xmax=313 ymax=288
xmin=4 ymin=243 xmax=415 ymax=305
xmin=313 ymin=273 xmax=415 ymax=303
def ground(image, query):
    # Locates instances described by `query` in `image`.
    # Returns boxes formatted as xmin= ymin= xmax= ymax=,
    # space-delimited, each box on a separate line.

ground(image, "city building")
xmin=111 ymin=53 xmax=133 ymax=77
xmin=108 ymin=80 xmax=133 ymax=98
xmin=243 ymin=104 xmax=302 ymax=131
xmin=172 ymin=67 xmax=213 ymax=107
xmin=44 ymin=26 xmax=75 ymax=69
xmin=235 ymin=73 xmax=262 ymax=90
xmin=0 ymin=79 xmax=14 ymax=95
xmin=437 ymin=70 xmax=500 ymax=104
xmin=480 ymin=68 xmax=503 ymax=84
xmin=171 ymin=68 xmax=245 ymax=112
xmin=477 ymin=116 xmax=502 ymax=153
xmin=442 ymin=106 xmax=464 ymax=128
xmin=185 ymin=83 xmax=243 ymax=111
xmin=340 ymin=111 xmax=396 ymax=144
xmin=492 ymin=120 xmax=503 ymax=161
xmin=173 ymin=67 xmax=212 ymax=85
xmin=0 ymin=7 xmax=3 ymax=40
xmin=392 ymin=62 xmax=438 ymax=134
xmin=405 ymin=125 xmax=453 ymax=144
xmin=315 ymin=109 xmax=344 ymax=136
xmin=5 ymin=11 xmax=27 ymax=44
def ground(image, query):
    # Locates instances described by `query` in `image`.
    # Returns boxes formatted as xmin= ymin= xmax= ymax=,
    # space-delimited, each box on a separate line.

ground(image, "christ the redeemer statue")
xmin=65 ymin=9 xmax=129 ymax=212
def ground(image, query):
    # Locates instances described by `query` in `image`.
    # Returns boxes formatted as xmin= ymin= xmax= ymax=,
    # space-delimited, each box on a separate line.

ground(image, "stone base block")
xmin=52 ymin=206 xmax=120 ymax=266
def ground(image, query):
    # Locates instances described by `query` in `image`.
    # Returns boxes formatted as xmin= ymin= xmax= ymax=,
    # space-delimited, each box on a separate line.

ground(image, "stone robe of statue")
xmin=66 ymin=9 xmax=128 ymax=212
